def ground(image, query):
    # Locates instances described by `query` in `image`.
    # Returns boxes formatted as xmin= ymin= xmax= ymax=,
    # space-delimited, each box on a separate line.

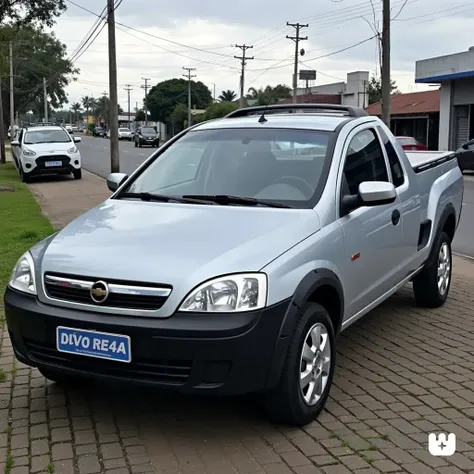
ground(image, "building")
xmin=278 ymin=71 xmax=369 ymax=107
xmin=365 ymin=90 xmax=440 ymax=149
xmin=416 ymin=46 xmax=474 ymax=151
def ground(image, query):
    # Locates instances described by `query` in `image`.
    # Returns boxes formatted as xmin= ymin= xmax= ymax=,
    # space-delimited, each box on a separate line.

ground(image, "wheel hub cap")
xmin=299 ymin=322 xmax=331 ymax=407
xmin=437 ymin=242 xmax=451 ymax=296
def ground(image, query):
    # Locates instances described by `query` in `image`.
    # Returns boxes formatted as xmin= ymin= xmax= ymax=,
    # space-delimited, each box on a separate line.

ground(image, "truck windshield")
xmin=121 ymin=128 xmax=333 ymax=208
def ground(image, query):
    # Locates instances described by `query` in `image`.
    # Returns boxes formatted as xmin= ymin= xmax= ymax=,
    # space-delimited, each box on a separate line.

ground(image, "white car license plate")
xmin=45 ymin=161 xmax=62 ymax=167
xmin=56 ymin=326 xmax=131 ymax=363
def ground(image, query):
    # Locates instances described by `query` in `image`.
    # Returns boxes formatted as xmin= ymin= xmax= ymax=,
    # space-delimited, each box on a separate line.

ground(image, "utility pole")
xmin=124 ymin=85 xmax=133 ymax=129
xmin=9 ymin=42 xmax=15 ymax=131
xmin=107 ymin=0 xmax=120 ymax=173
xmin=287 ymin=22 xmax=308 ymax=104
xmin=234 ymin=45 xmax=254 ymax=108
xmin=0 ymin=78 xmax=6 ymax=164
xmin=43 ymin=78 xmax=48 ymax=122
xmin=182 ymin=67 xmax=196 ymax=127
xmin=381 ymin=0 xmax=391 ymax=127
xmin=141 ymin=77 xmax=150 ymax=126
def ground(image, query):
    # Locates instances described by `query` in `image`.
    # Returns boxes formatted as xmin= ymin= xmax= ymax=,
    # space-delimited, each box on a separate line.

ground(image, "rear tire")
xmin=73 ymin=169 xmax=82 ymax=180
xmin=262 ymin=303 xmax=336 ymax=426
xmin=413 ymin=231 xmax=452 ymax=308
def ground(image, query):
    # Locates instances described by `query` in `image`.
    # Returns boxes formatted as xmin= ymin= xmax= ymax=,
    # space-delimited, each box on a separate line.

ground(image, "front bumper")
xmin=5 ymin=287 xmax=290 ymax=395
xmin=23 ymin=155 xmax=80 ymax=177
xmin=139 ymin=137 xmax=159 ymax=145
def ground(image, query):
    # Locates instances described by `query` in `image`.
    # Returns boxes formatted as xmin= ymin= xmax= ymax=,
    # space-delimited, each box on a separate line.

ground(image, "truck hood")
xmin=38 ymin=200 xmax=320 ymax=314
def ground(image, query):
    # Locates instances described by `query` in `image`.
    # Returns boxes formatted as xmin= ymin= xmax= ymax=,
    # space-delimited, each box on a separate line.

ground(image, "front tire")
xmin=73 ymin=169 xmax=82 ymax=180
xmin=413 ymin=231 xmax=452 ymax=308
xmin=263 ymin=303 xmax=336 ymax=426
xmin=19 ymin=167 xmax=29 ymax=183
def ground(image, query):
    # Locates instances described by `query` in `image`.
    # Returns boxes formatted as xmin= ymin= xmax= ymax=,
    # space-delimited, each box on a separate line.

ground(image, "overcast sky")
xmin=48 ymin=0 xmax=474 ymax=111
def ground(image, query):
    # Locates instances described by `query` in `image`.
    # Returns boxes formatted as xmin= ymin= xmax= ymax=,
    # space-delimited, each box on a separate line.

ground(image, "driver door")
xmin=338 ymin=126 xmax=404 ymax=321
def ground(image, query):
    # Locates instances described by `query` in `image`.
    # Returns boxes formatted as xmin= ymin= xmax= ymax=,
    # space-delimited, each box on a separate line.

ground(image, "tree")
xmin=81 ymin=96 xmax=94 ymax=123
xmin=146 ymin=78 xmax=212 ymax=125
xmin=135 ymin=109 xmax=146 ymax=122
xmin=0 ymin=0 xmax=66 ymax=27
xmin=246 ymin=84 xmax=291 ymax=105
xmin=71 ymin=102 xmax=81 ymax=123
xmin=219 ymin=90 xmax=237 ymax=102
xmin=0 ymin=26 xmax=78 ymax=128
xmin=203 ymin=102 xmax=238 ymax=120
xmin=170 ymin=103 xmax=188 ymax=134
xmin=90 ymin=96 xmax=122 ymax=125
xmin=367 ymin=75 xmax=400 ymax=105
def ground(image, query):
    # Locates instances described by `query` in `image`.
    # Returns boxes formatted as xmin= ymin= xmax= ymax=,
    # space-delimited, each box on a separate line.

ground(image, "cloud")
xmin=52 ymin=0 xmax=474 ymax=108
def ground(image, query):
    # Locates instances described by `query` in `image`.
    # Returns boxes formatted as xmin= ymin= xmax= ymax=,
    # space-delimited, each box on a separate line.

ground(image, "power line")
xmin=234 ymin=45 xmax=254 ymax=108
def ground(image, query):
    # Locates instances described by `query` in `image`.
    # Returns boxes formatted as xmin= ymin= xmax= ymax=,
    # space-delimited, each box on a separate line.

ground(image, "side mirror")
xmin=10 ymin=140 xmax=20 ymax=146
xmin=73 ymin=136 xmax=82 ymax=143
xmin=341 ymin=181 xmax=396 ymax=215
xmin=106 ymin=172 xmax=128 ymax=192
xmin=359 ymin=181 xmax=396 ymax=205
xmin=462 ymin=143 xmax=469 ymax=150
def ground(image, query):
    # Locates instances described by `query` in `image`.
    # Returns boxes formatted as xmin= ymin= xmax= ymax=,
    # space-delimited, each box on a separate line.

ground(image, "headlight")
xmin=179 ymin=273 xmax=267 ymax=312
xmin=67 ymin=146 xmax=78 ymax=153
xmin=8 ymin=251 xmax=37 ymax=295
xmin=23 ymin=148 xmax=36 ymax=157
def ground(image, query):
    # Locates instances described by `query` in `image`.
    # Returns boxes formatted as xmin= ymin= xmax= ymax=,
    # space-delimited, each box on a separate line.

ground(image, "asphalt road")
xmin=77 ymin=135 xmax=474 ymax=258
xmin=78 ymin=134 xmax=156 ymax=178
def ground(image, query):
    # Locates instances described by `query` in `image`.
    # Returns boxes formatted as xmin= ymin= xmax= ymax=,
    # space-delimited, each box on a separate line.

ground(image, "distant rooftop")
xmin=365 ymin=90 xmax=440 ymax=116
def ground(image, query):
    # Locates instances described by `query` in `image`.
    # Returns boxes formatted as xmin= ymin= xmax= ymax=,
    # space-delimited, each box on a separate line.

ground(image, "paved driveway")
xmin=1 ymin=257 xmax=474 ymax=474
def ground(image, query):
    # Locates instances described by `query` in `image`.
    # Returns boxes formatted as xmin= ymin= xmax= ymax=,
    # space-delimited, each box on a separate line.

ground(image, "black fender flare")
xmin=264 ymin=268 xmax=344 ymax=390
xmin=425 ymin=203 xmax=456 ymax=265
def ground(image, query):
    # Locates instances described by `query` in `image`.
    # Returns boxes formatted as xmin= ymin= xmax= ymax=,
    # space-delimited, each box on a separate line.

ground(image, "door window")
xmin=341 ymin=128 xmax=389 ymax=201
xmin=377 ymin=127 xmax=405 ymax=187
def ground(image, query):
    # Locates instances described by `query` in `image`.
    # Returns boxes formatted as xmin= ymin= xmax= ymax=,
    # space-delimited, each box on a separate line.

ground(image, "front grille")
xmin=44 ymin=273 xmax=171 ymax=311
xmin=24 ymin=340 xmax=191 ymax=385
xmin=35 ymin=155 xmax=71 ymax=169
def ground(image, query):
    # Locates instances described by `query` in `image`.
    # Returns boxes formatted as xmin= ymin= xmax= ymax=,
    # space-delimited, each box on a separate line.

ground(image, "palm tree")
xmin=219 ymin=90 xmax=237 ymax=102
xmin=81 ymin=96 xmax=94 ymax=124
xmin=71 ymin=102 xmax=82 ymax=124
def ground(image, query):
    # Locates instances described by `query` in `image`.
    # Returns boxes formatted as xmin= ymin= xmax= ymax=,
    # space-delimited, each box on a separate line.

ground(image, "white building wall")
xmin=439 ymin=82 xmax=452 ymax=151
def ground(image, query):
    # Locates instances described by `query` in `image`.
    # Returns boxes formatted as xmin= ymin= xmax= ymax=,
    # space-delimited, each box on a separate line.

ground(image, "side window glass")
xmin=377 ymin=126 xmax=405 ymax=187
xmin=342 ymin=128 xmax=389 ymax=196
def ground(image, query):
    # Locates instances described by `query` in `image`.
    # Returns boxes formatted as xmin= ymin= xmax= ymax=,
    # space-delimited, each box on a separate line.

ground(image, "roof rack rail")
xmin=225 ymin=103 xmax=368 ymax=119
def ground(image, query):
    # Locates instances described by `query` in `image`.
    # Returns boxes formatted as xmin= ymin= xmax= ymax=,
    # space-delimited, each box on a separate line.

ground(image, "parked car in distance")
xmin=134 ymin=126 xmax=159 ymax=147
xmin=107 ymin=127 xmax=133 ymax=140
xmin=396 ymin=136 xmax=427 ymax=151
xmin=455 ymin=138 xmax=474 ymax=173
xmin=4 ymin=104 xmax=463 ymax=426
xmin=92 ymin=126 xmax=105 ymax=137
xmin=10 ymin=125 xmax=82 ymax=182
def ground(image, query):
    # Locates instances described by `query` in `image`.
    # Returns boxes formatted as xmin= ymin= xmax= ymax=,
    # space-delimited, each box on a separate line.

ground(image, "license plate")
xmin=56 ymin=326 xmax=131 ymax=363
xmin=45 ymin=161 xmax=62 ymax=167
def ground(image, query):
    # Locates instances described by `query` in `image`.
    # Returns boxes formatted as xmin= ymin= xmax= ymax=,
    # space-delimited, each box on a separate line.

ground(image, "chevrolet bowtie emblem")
xmin=90 ymin=281 xmax=109 ymax=303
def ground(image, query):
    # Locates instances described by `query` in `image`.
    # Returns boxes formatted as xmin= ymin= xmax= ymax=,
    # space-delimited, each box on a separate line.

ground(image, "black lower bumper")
xmin=4 ymin=287 xmax=290 ymax=395
xmin=26 ymin=165 xmax=77 ymax=177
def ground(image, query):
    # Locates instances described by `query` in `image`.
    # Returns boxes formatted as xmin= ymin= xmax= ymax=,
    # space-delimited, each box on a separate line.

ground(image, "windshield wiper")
xmin=118 ymin=192 xmax=216 ymax=205
xmin=182 ymin=194 xmax=292 ymax=208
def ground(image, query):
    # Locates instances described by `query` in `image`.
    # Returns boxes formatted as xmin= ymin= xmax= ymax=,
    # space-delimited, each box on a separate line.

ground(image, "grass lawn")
xmin=0 ymin=163 xmax=54 ymax=323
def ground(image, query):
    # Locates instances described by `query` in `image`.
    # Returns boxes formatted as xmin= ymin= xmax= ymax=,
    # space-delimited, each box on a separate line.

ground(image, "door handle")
xmin=391 ymin=209 xmax=401 ymax=225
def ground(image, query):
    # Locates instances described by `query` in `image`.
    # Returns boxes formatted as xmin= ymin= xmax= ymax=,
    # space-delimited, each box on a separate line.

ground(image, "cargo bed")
xmin=405 ymin=150 xmax=457 ymax=173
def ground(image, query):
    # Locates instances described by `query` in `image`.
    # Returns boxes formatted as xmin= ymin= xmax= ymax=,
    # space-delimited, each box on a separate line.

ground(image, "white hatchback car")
xmin=11 ymin=126 xmax=82 ymax=182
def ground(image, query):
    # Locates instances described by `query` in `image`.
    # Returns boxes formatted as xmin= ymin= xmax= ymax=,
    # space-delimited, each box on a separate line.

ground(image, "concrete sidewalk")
xmin=1 ymin=172 xmax=474 ymax=473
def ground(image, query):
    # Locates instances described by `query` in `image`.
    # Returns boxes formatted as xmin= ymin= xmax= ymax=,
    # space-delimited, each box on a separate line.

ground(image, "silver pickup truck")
xmin=5 ymin=104 xmax=464 ymax=426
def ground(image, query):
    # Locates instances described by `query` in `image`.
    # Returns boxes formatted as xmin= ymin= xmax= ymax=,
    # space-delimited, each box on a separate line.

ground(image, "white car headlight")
xmin=67 ymin=146 xmax=78 ymax=153
xmin=179 ymin=273 xmax=267 ymax=312
xmin=23 ymin=148 xmax=36 ymax=157
xmin=8 ymin=251 xmax=37 ymax=295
